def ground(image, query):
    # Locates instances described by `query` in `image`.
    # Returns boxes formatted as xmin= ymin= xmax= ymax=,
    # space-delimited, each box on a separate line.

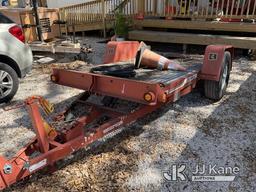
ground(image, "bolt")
xmin=23 ymin=162 xmax=30 ymax=170
xmin=3 ymin=164 xmax=12 ymax=174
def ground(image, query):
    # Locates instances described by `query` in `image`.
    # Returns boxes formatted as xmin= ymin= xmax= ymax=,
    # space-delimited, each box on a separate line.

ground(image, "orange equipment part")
xmin=103 ymin=41 xmax=140 ymax=64
xmin=43 ymin=120 xmax=58 ymax=140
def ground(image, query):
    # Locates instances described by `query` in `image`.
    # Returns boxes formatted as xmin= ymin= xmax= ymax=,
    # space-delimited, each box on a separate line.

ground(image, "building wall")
xmin=47 ymin=0 xmax=92 ymax=8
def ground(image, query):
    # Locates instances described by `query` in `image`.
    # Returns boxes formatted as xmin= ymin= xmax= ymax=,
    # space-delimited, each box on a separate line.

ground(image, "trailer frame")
xmin=0 ymin=43 xmax=232 ymax=190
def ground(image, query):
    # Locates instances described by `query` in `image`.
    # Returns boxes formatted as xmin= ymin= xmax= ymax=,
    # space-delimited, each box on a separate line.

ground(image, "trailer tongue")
xmin=0 ymin=42 xmax=232 ymax=190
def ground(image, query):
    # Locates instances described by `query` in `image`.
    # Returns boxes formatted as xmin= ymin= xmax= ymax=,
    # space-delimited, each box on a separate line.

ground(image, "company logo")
xmin=163 ymin=164 xmax=187 ymax=181
xmin=163 ymin=164 xmax=239 ymax=182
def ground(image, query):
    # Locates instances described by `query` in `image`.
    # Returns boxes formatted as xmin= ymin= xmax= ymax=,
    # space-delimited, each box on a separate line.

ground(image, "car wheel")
xmin=204 ymin=51 xmax=231 ymax=101
xmin=0 ymin=62 xmax=19 ymax=103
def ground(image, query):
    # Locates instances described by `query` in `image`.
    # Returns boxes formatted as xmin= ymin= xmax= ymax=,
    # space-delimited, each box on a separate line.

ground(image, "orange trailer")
xmin=0 ymin=42 xmax=233 ymax=190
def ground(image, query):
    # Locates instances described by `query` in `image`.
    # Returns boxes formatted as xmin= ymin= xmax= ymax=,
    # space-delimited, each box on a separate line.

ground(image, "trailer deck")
xmin=133 ymin=62 xmax=202 ymax=84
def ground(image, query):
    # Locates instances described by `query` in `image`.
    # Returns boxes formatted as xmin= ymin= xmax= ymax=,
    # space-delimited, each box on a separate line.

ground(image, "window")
xmin=0 ymin=13 xmax=14 ymax=23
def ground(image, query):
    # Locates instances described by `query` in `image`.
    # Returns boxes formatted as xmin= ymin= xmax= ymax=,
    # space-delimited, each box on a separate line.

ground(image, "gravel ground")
xmin=0 ymin=38 xmax=255 ymax=192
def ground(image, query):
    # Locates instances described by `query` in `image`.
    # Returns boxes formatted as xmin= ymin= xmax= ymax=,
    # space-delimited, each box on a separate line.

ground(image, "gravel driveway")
xmin=0 ymin=39 xmax=255 ymax=191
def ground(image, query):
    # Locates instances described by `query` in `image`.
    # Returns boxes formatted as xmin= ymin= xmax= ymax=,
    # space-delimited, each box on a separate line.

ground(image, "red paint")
xmin=135 ymin=12 xmax=144 ymax=20
xmin=165 ymin=6 xmax=176 ymax=15
xmin=200 ymin=45 xmax=233 ymax=81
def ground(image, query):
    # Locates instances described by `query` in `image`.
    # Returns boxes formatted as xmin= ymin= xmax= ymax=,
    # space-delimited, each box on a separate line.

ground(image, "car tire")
xmin=204 ymin=51 xmax=231 ymax=101
xmin=0 ymin=62 xmax=19 ymax=103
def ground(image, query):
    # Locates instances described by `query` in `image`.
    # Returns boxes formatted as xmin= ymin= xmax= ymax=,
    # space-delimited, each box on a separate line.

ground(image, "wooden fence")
xmin=59 ymin=0 xmax=256 ymax=28
xmin=142 ymin=0 xmax=256 ymax=20
xmin=59 ymin=0 xmax=137 ymax=25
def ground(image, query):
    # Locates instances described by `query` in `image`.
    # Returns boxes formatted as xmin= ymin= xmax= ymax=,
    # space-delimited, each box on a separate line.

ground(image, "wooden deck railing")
xmin=59 ymin=0 xmax=256 ymax=29
xmin=59 ymin=0 xmax=137 ymax=25
xmin=140 ymin=0 xmax=256 ymax=20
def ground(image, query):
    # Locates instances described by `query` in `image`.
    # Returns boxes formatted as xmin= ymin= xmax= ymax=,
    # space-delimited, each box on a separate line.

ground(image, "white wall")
xmin=47 ymin=0 xmax=91 ymax=8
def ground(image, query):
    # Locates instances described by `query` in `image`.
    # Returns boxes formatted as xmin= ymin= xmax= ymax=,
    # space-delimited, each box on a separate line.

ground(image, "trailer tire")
xmin=248 ymin=49 xmax=256 ymax=60
xmin=0 ymin=62 xmax=19 ymax=103
xmin=204 ymin=51 xmax=231 ymax=101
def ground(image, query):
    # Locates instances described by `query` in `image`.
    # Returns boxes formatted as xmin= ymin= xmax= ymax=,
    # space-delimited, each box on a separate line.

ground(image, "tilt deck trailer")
xmin=0 ymin=42 xmax=233 ymax=190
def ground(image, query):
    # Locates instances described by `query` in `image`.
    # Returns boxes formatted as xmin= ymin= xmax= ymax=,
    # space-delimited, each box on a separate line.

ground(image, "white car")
xmin=0 ymin=12 xmax=33 ymax=103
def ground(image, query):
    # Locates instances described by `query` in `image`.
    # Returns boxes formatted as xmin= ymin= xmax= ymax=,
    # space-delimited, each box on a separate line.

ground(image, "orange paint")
xmin=103 ymin=41 xmax=140 ymax=64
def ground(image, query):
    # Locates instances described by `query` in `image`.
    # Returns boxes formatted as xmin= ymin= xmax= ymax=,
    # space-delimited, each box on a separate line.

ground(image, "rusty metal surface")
xmin=0 ymin=62 xmax=201 ymax=190
xmin=133 ymin=62 xmax=202 ymax=85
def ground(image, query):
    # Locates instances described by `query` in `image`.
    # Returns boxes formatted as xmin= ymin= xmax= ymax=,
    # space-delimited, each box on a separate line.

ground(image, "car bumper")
xmin=20 ymin=44 xmax=33 ymax=78
xmin=21 ymin=65 xmax=32 ymax=77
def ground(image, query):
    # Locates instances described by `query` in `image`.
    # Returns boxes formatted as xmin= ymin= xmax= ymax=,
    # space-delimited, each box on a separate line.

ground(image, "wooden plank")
xmin=61 ymin=22 xmax=115 ymax=33
xmin=134 ymin=19 xmax=256 ymax=33
xmin=20 ymin=12 xmax=38 ymax=43
xmin=37 ymin=8 xmax=60 ymax=41
xmin=101 ymin=0 xmax=106 ymax=38
xmin=128 ymin=30 xmax=256 ymax=49
xmin=29 ymin=43 xmax=81 ymax=53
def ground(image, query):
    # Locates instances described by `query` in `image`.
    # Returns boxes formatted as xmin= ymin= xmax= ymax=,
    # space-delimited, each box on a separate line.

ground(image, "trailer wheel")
xmin=204 ymin=51 xmax=231 ymax=101
xmin=248 ymin=49 xmax=256 ymax=60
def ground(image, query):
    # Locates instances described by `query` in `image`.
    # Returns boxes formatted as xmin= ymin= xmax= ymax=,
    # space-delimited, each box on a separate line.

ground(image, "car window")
xmin=0 ymin=13 xmax=14 ymax=23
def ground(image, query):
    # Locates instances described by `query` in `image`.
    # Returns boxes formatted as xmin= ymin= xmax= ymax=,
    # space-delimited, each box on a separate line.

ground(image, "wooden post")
xmin=137 ymin=0 xmax=145 ymax=19
xmin=153 ymin=0 xmax=158 ymax=16
xmin=101 ymin=0 xmax=106 ymax=38
xmin=40 ymin=0 xmax=47 ymax=7
xmin=72 ymin=24 xmax=76 ymax=43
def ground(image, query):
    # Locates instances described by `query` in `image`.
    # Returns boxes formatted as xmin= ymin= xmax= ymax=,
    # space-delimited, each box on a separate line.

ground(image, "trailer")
xmin=0 ymin=41 xmax=233 ymax=190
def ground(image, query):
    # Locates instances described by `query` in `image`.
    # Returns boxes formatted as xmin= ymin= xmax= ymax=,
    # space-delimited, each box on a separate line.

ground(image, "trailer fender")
xmin=200 ymin=45 xmax=233 ymax=81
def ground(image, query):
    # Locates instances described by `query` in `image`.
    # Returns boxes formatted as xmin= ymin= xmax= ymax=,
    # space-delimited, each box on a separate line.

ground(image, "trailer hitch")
xmin=4 ymin=96 xmax=57 ymax=141
xmin=4 ymin=96 xmax=54 ymax=114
